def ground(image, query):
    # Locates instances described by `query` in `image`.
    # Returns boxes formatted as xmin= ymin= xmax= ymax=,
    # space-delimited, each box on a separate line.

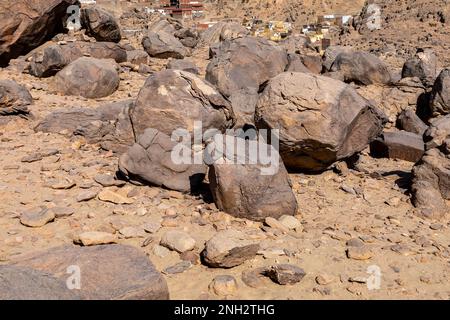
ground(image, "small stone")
xmin=98 ymin=189 xmax=134 ymax=204
xmin=420 ymin=275 xmax=431 ymax=284
xmin=163 ymin=261 xmax=192 ymax=275
xmin=119 ymin=227 xmax=145 ymax=239
xmin=346 ymin=246 xmax=374 ymax=260
xmin=209 ymin=275 xmax=238 ymax=296
xmin=346 ymin=238 xmax=365 ymax=247
xmin=160 ymin=230 xmax=196 ymax=253
xmin=142 ymin=222 xmax=161 ymax=234
xmin=21 ymin=153 xmax=43 ymax=163
xmin=50 ymin=207 xmax=74 ymax=218
xmin=77 ymin=231 xmax=117 ymax=246
xmin=386 ymin=197 xmax=401 ymax=207
xmin=341 ymin=184 xmax=356 ymax=195
xmin=202 ymin=230 xmax=260 ymax=268
xmin=262 ymin=264 xmax=306 ymax=285
xmin=278 ymin=215 xmax=301 ymax=230
xmin=180 ymin=251 xmax=200 ymax=265
xmin=153 ymin=244 xmax=170 ymax=258
xmin=349 ymin=276 xmax=367 ymax=284
xmin=316 ymin=273 xmax=335 ymax=285
xmin=241 ymin=268 xmax=267 ymax=288
xmin=265 ymin=217 xmax=289 ymax=233
xmin=20 ymin=207 xmax=55 ymax=227
xmin=76 ymin=190 xmax=99 ymax=202
xmin=141 ymin=236 xmax=154 ymax=247
xmin=430 ymin=223 xmax=443 ymax=231
xmin=50 ymin=178 xmax=76 ymax=190
xmin=94 ymin=174 xmax=126 ymax=187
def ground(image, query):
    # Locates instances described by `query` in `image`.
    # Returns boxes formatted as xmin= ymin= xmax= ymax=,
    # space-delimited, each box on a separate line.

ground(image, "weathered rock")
xmin=255 ymin=72 xmax=386 ymax=171
xmin=166 ymin=58 xmax=199 ymax=74
xmin=77 ymin=231 xmax=117 ymax=246
xmin=34 ymin=99 xmax=134 ymax=153
xmin=262 ymin=264 xmax=306 ymax=285
xmin=142 ymin=31 xmax=188 ymax=59
xmin=0 ymin=0 xmax=79 ymax=67
xmin=280 ymin=34 xmax=311 ymax=55
xmin=81 ymin=7 xmax=121 ymax=43
xmin=54 ymin=57 xmax=120 ymax=99
xmin=13 ymin=244 xmax=170 ymax=299
xmin=322 ymin=45 xmax=353 ymax=71
xmin=397 ymin=109 xmax=428 ymax=135
xmin=278 ymin=215 xmax=301 ymax=230
xmin=163 ymin=261 xmax=192 ymax=275
xmin=30 ymin=41 xmax=127 ymax=78
xmin=0 ymin=80 xmax=33 ymax=116
xmin=160 ymin=230 xmax=196 ymax=253
xmin=209 ymin=275 xmax=238 ymax=296
xmin=119 ymin=128 xmax=207 ymax=193
xmin=208 ymin=137 xmax=298 ymax=221
xmin=202 ymin=230 xmax=260 ymax=268
xmin=370 ymin=131 xmax=424 ymax=162
xmin=206 ymin=36 xmax=288 ymax=127
xmin=127 ymin=49 xmax=149 ymax=65
xmin=412 ymin=148 xmax=450 ymax=218
xmin=346 ymin=246 xmax=374 ymax=260
xmin=0 ymin=265 xmax=81 ymax=300
xmin=200 ymin=21 xmax=249 ymax=45
xmin=76 ymin=189 xmax=99 ymax=202
xmin=94 ymin=174 xmax=125 ymax=187
xmin=130 ymin=69 xmax=235 ymax=138
xmin=98 ymin=189 xmax=134 ymax=204
xmin=300 ymin=55 xmax=323 ymax=74
xmin=331 ymin=51 xmax=392 ymax=85
xmin=402 ymin=48 xmax=438 ymax=87
xmin=285 ymin=53 xmax=310 ymax=73
xmin=174 ymin=28 xmax=199 ymax=48
xmin=20 ymin=207 xmax=55 ymax=228
xmin=429 ymin=69 xmax=450 ymax=116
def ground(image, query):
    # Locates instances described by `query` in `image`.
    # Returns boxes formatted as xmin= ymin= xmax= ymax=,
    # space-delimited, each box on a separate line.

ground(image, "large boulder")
xmin=200 ymin=21 xmax=249 ymax=45
xmin=30 ymin=42 xmax=127 ymax=78
xmin=412 ymin=148 xmax=450 ymax=219
xmin=0 ymin=0 xmax=79 ymax=67
xmin=130 ymin=69 xmax=235 ymax=138
xmin=54 ymin=57 xmax=120 ymax=98
xmin=207 ymin=136 xmax=298 ymax=221
xmin=280 ymin=34 xmax=312 ymax=55
xmin=13 ymin=244 xmax=169 ymax=300
xmin=429 ymin=69 xmax=450 ymax=116
xmin=206 ymin=36 xmax=288 ymax=127
xmin=397 ymin=108 xmax=428 ymax=135
xmin=331 ymin=51 xmax=392 ymax=85
xmin=142 ymin=31 xmax=188 ymax=59
xmin=322 ymin=46 xmax=353 ymax=71
xmin=402 ymin=48 xmax=438 ymax=87
xmin=0 ymin=80 xmax=32 ymax=116
xmin=81 ymin=7 xmax=121 ymax=43
xmin=34 ymin=100 xmax=134 ymax=153
xmin=0 ymin=265 xmax=81 ymax=300
xmin=119 ymin=128 xmax=207 ymax=193
xmin=255 ymin=72 xmax=386 ymax=171
xmin=174 ymin=28 xmax=199 ymax=48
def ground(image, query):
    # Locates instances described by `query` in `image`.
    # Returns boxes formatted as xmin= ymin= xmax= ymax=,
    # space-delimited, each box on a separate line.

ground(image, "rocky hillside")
xmin=338 ymin=0 xmax=450 ymax=67
xmin=204 ymin=0 xmax=366 ymax=26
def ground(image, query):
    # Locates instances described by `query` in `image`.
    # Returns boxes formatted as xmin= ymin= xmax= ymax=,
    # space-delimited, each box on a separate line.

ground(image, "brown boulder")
xmin=142 ymin=31 xmax=188 ymax=59
xmin=30 ymin=41 xmax=127 ymax=78
xmin=429 ymin=69 xmax=450 ymax=116
xmin=255 ymin=72 xmax=386 ymax=171
xmin=206 ymin=36 xmax=288 ymax=127
xmin=0 ymin=80 xmax=32 ymax=116
xmin=130 ymin=69 xmax=235 ymax=138
xmin=0 ymin=0 xmax=79 ymax=67
xmin=13 ymin=244 xmax=170 ymax=300
xmin=81 ymin=7 xmax=121 ymax=43
xmin=370 ymin=131 xmax=425 ymax=163
xmin=54 ymin=57 xmax=120 ymax=98
xmin=119 ymin=128 xmax=207 ymax=193
xmin=331 ymin=51 xmax=392 ymax=85
xmin=208 ymin=136 xmax=298 ymax=221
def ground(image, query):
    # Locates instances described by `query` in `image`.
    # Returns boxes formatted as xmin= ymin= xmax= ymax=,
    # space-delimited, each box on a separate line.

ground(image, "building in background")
xmin=159 ymin=0 xmax=204 ymax=19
